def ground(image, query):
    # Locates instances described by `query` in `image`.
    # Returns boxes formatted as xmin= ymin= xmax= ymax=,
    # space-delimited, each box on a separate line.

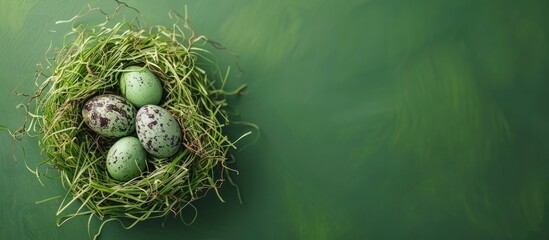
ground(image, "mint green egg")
xmin=107 ymin=136 xmax=147 ymax=181
xmin=120 ymin=66 xmax=163 ymax=108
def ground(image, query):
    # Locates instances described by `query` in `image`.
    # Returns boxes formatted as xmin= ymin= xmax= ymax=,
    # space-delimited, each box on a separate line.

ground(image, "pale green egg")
xmin=107 ymin=136 xmax=147 ymax=181
xmin=136 ymin=105 xmax=182 ymax=158
xmin=120 ymin=66 xmax=163 ymax=108
xmin=82 ymin=94 xmax=136 ymax=138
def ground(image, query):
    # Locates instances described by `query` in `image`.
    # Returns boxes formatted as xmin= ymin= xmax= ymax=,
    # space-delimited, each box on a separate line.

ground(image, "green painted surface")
xmin=1 ymin=0 xmax=549 ymax=239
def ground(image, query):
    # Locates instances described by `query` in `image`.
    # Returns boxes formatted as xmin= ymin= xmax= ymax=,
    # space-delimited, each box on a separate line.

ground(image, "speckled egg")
xmin=82 ymin=94 xmax=136 ymax=138
xmin=120 ymin=66 xmax=163 ymax=108
xmin=136 ymin=105 xmax=182 ymax=158
xmin=107 ymin=136 xmax=147 ymax=181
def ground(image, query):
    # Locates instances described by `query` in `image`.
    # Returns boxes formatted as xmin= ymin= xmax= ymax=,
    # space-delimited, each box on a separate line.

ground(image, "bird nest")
xmin=13 ymin=3 xmax=248 ymax=237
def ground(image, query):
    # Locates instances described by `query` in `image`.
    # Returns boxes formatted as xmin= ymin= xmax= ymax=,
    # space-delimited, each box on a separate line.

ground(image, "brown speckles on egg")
xmin=147 ymin=120 xmax=158 ymax=129
xmin=99 ymin=117 xmax=109 ymax=127
xmin=82 ymin=94 xmax=136 ymax=138
xmin=107 ymin=136 xmax=147 ymax=181
xmin=136 ymin=105 xmax=182 ymax=158
xmin=119 ymin=66 xmax=163 ymax=108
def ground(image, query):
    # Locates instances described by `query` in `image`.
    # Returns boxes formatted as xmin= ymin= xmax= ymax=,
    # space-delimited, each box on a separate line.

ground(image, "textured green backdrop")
xmin=1 ymin=0 xmax=549 ymax=239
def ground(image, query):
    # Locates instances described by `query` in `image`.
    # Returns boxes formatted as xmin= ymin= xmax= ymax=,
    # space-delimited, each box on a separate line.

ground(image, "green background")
xmin=1 ymin=0 xmax=549 ymax=239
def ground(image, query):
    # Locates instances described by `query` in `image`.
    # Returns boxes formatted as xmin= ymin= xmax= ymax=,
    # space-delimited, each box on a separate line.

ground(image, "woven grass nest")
xmin=16 ymin=4 xmax=249 ymax=236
